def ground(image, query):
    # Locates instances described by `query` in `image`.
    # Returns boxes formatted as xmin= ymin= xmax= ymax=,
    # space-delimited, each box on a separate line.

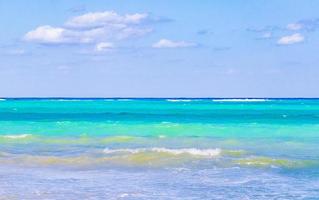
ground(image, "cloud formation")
xmin=95 ymin=42 xmax=114 ymax=52
xmin=24 ymin=11 xmax=153 ymax=45
xmin=277 ymin=33 xmax=304 ymax=45
xmin=286 ymin=19 xmax=319 ymax=32
xmin=24 ymin=25 xmax=89 ymax=44
xmin=286 ymin=23 xmax=303 ymax=31
xmin=152 ymin=39 xmax=197 ymax=48
xmin=65 ymin=11 xmax=148 ymax=29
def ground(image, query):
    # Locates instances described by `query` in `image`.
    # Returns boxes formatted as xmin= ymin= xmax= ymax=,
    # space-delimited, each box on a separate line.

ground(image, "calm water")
xmin=0 ymin=98 xmax=319 ymax=199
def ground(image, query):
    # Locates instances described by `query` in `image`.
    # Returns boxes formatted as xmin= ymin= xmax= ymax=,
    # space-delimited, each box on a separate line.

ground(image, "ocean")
xmin=0 ymin=98 xmax=318 ymax=199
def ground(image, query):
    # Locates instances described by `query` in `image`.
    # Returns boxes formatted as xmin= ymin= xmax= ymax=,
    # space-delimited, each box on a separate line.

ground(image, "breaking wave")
xmin=212 ymin=98 xmax=268 ymax=102
xmin=1 ymin=134 xmax=32 ymax=139
xmin=103 ymin=148 xmax=221 ymax=157
xmin=167 ymin=99 xmax=193 ymax=102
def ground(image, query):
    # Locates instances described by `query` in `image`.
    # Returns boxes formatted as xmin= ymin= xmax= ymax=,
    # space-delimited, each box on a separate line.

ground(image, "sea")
xmin=0 ymin=98 xmax=318 ymax=199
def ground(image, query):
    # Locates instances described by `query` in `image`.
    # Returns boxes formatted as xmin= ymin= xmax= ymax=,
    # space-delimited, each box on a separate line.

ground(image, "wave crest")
xmin=212 ymin=99 xmax=268 ymax=102
xmin=167 ymin=99 xmax=192 ymax=102
xmin=103 ymin=148 xmax=221 ymax=157
xmin=1 ymin=134 xmax=32 ymax=139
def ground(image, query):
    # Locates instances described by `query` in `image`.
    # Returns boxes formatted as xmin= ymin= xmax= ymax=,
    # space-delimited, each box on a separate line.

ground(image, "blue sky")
xmin=0 ymin=0 xmax=319 ymax=97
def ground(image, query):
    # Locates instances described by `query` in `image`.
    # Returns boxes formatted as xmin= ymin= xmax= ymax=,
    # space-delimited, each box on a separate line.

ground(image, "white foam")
xmin=118 ymin=193 xmax=129 ymax=198
xmin=103 ymin=148 xmax=221 ymax=157
xmin=0 ymin=99 xmax=6 ymax=101
xmin=56 ymin=99 xmax=93 ymax=102
xmin=2 ymin=134 xmax=31 ymax=139
xmin=212 ymin=98 xmax=268 ymax=102
xmin=117 ymin=99 xmax=132 ymax=101
xmin=167 ymin=99 xmax=192 ymax=102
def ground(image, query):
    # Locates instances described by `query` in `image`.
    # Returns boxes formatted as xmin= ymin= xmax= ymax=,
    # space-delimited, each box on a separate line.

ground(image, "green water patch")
xmin=235 ymin=156 xmax=318 ymax=169
xmin=0 ymin=147 xmax=317 ymax=170
xmin=0 ymin=134 xmax=138 ymax=145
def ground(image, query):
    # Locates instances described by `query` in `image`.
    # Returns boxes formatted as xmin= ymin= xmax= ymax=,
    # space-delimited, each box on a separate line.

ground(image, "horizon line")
xmin=1 ymin=97 xmax=319 ymax=99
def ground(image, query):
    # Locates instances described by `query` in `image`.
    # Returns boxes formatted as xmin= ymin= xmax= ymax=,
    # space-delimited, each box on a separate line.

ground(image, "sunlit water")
xmin=0 ymin=98 xmax=318 ymax=199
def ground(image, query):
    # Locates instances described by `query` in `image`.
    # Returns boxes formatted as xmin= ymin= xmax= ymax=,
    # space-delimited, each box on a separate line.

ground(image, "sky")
xmin=0 ymin=0 xmax=319 ymax=97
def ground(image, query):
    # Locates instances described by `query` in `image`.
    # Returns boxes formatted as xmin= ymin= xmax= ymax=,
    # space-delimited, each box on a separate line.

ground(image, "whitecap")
xmin=56 ymin=99 xmax=93 ymax=102
xmin=118 ymin=193 xmax=129 ymax=198
xmin=167 ymin=99 xmax=192 ymax=102
xmin=212 ymin=98 xmax=268 ymax=102
xmin=117 ymin=99 xmax=132 ymax=101
xmin=103 ymin=148 xmax=221 ymax=157
xmin=2 ymin=134 xmax=31 ymax=139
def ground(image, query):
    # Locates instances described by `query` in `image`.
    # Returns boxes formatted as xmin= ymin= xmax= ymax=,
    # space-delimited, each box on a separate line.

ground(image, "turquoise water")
xmin=0 ymin=98 xmax=319 ymax=199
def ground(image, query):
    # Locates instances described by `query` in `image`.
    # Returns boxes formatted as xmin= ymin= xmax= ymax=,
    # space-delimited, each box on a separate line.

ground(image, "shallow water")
xmin=0 ymin=98 xmax=318 ymax=199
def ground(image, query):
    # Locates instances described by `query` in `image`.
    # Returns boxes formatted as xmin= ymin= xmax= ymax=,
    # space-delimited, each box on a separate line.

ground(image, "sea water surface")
xmin=0 ymin=98 xmax=318 ymax=199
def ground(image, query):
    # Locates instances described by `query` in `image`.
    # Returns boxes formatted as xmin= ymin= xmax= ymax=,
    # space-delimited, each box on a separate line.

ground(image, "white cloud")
xmin=277 ymin=33 xmax=304 ymax=45
xmin=286 ymin=19 xmax=319 ymax=32
xmin=24 ymin=25 xmax=107 ymax=44
xmin=65 ymin=11 xmax=148 ymax=29
xmin=287 ymin=23 xmax=303 ymax=31
xmin=25 ymin=26 xmax=152 ymax=45
xmin=24 ymin=11 xmax=152 ymax=45
xmin=24 ymin=26 xmax=67 ymax=44
xmin=152 ymin=39 xmax=197 ymax=48
xmin=95 ymin=42 xmax=114 ymax=52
